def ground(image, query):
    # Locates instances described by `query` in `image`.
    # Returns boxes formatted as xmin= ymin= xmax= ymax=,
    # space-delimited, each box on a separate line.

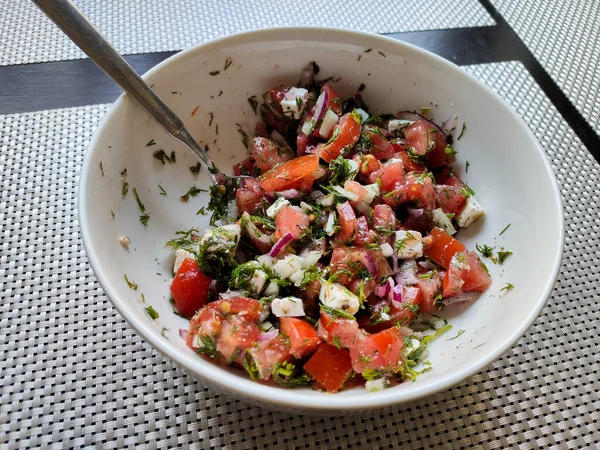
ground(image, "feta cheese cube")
xmin=318 ymin=194 xmax=335 ymax=207
xmin=319 ymin=282 xmax=361 ymax=315
xmin=432 ymin=208 xmax=457 ymax=235
xmin=173 ymin=248 xmax=194 ymax=273
xmin=319 ymin=109 xmax=339 ymax=138
xmin=380 ymin=242 xmax=394 ymax=257
xmin=299 ymin=201 xmax=313 ymax=213
xmin=387 ymin=119 xmax=413 ymax=132
xmin=280 ymin=87 xmax=309 ymax=119
xmin=273 ymin=255 xmax=303 ymax=279
xmin=395 ymin=230 xmax=424 ymax=259
xmin=365 ymin=377 xmax=390 ymax=392
xmin=300 ymin=250 xmax=323 ymax=269
xmin=266 ymin=197 xmax=290 ymax=219
xmin=271 ymin=296 xmax=305 ymax=317
xmin=289 ymin=270 xmax=305 ymax=287
xmin=264 ymin=281 xmax=280 ymax=297
xmin=456 ymin=196 xmax=485 ymax=228
xmin=354 ymin=108 xmax=369 ymax=125
xmin=200 ymin=223 xmax=241 ymax=253
xmin=249 ymin=269 xmax=268 ymax=295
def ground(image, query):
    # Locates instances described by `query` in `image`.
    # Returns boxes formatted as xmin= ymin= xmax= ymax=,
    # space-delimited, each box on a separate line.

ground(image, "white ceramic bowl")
xmin=79 ymin=27 xmax=564 ymax=414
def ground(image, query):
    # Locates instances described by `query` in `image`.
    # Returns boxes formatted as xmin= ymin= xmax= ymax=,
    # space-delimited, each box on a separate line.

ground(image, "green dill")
xmin=447 ymin=329 xmax=465 ymax=340
xmin=145 ymin=306 xmax=159 ymax=320
xmin=161 ymin=327 xmax=169 ymax=338
xmin=196 ymin=335 xmax=220 ymax=358
xmin=180 ymin=185 xmax=207 ymax=202
xmin=224 ymin=57 xmax=233 ymax=71
xmin=378 ymin=51 xmax=386 ymax=57
xmin=445 ymin=145 xmax=458 ymax=156
xmin=320 ymin=304 xmax=356 ymax=321
xmin=365 ymin=115 xmax=383 ymax=125
xmin=141 ymin=293 xmax=145 ymax=303
xmin=123 ymin=274 xmax=138 ymax=290
xmin=110 ymin=210 xmax=115 ymax=219
xmin=500 ymin=283 xmax=514 ymax=293
xmin=419 ymin=106 xmax=431 ymax=113
xmin=364 ymin=48 xmax=373 ymax=53
xmin=121 ymin=180 xmax=129 ymax=198
xmin=209 ymin=70 xmax=220 ymax=76
xmin=209 ymin=112 xmax=214 ymax=126
xmin=99 ymin=161 xmax=104 ymax=176
xmin=299 ymin=266 xmax=323 ymax=289
xmin=247 ymin=96 xmax=258 ymax=114
xmin=357 ymin=54 xmax=362 ymax=62
xmin=164 ymin=228 xmax=199 ymax=250
xmin=370 ymin=305 xmax=391 ymax=325
xmin=236 ymin=123 xmax=249 ymax=148
xmin=169 ymin=151 xmax=176 ymax=163
xmin=190 ymin=162 xmax=202 ymax=174
xmin=295 ymin=97 xmax=303 ymax=111
xmin=140 ymin=213 xmax=150 ymax=227
xmin=460 ymin=183 xmax=475 ymax=198
xmin=249 ymin=215 xmax=276 ymax=231
xmin=158 ymin=185 xmax=167 ymax=196
xmin=153 ymin=149 xmax=175 ymax=164
xmin=196 ymin=206 xmax=207 ymax=216
xmin=418 ymin=271 xmax=436 ymax=280
xmin=243 ymin=352 xmax=260 ymax=380
xmin=362 ymin=369 xmax=385 ymax=381
xmin=229 ymin=261 xmax=260 ymax=291
xmin=358 ymin=83 xmax=366 ymax=92
xmin=146 ymin=139 xmax=156 ymax=147
xmin=272 ymin=362 xmax=311 ymax=387
xmin=499 ymin=223 xmax=511 ymax=235
xmin=132 ymin=187 xmax=150 ymax=227
xmin=328 ymin=155 xmax=357 ymax=186
xmin=218 ymin=90 xmax=223 ymax=97
xmin=476 ymin=243 xmax=494 ymax=258
xmin=331 ymin=336 xmax=343 ymax=349
xmin=466 ymin=160 xmax=470 ymax=173
xmin=457 ymin=122 xmax=467 ymax=140
xmin=496 ymin=250 xmax=513 ymax=265
xmin=207 ymin=178 xmax=238 ymax=226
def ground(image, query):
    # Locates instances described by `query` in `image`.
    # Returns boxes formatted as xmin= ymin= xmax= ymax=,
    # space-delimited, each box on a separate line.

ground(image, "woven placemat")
xmin=1 ymin=0 xmax=494 ymax=66
xmin=1 ymin=61 xmax=599 ymax=449
xmin=492 ymin=0 xmax=600 ymax=134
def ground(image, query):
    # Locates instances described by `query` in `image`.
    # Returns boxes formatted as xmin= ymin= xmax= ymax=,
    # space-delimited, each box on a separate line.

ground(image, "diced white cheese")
xmin=264 ymin=281 xmax=280 ymax=297
xmin=271 ymin=296 xmax=305 ymax=317
xmin=266 ymin=197 xmax=290 ymax=219
xmin=280 ymin=87 xmax=309 ymax=120
xmin=363 ymin=183 xmax=380 ymax=204
xmin=380 ymin=242 xmax=394 ymax=257
xmin=319 ymin=282 xmax=361 ymax=315
xmin=249 ymin=269 xmax=268 ymax=295
xmin=318 ymin=194 xmax=335 ymax=206
xmin=355 ymin=108 xmax=369 ymax=125
xmin=257 ymin=254 xmax=275 ymax=268
xmin=365 ymin=377 xmax=390 ymax=392
xmin=289 ymin=270 xmax=305 ymax=287
xmin=318 ymin=109 xmax=339 ymax=138
xmin=387 ymin=119 xmax=413 ymax=132
xmin=173 ymin=248 xmax=194 ymax=273
xmin=300 ymin=201 xmax=313 ymax=213
xmin=331 ymin=185 xmax=359 ymax=202
xmin=273 ymin=255 xmax=303 ymax=279
xmin=395 ymin=230 xmax=424 ymax=259
xmin=456 ymin=195 xmax=485 ymax=228
xmin=259 ymin=321 xmax=275 ymax=332
xmin=200 ymin=223 xmax=241 ymax=253
xmin=325 ymin=211 xmax=337 ymax=236
xmin=300 ymin=250 xmax=323 ymax=269
xmin=432 ymin=208 xmax=457 ymax=235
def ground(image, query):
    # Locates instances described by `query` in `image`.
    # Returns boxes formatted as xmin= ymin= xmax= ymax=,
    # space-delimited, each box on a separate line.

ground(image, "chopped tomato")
xmin=391 ymin=140 xmax=427 ymax=172
xmin=296 ymin=133 xmax=308 ymax=156
xmin=233 ymin=157 xmax=257 ymax=177
xmin=435 ymin=185 xmax=467 ymax=215
xmin=303 ymin=343 xmax=353 ymax=392
xmin=170 ymin=258 xmax=213 ymax=318
xmin=423 ymin=227 xmax=467 ymax=268
xmin=250 ymin=137 xmax=292 ymax=172
xmin=369 ymin=160 xmax=404 ymax=192
xmin=350 ymin=327 xmax=404 ymax=374
xmin=322 ymin=83 xmax=343 ymax=115
xmin=274 ymin=205 xmax=309 ymax=240
xmin=415 ymin=271 xmax=443 ymax=314
xmin=403 ymin=172 xmax=436 ymax=210
xmin=315 ymin=113 xmax=361 ymax=163
xmin=217 ymin=315 xmax=262 ymax=365
xmin=435 ymin=168 xmax=465 ymax=188
xmin=259 ymin=154 xmax=320 ymax=192
xmin=248 ymin=334 xmax=291 ymax=379
xmin=462 ymin=251 xmax=492 ymax=292
xmin=318 ymin=311 xmax=359 ymax=348
xmin=255 ymin=121 xmax=269 ymax=138
xmin=330 ymin=246 xmax=391 ymax=284
xmin=364 ymin=126 xmax=395 ymax=160
xmin=279 ymin=317 xmax=321 ymax=359
xmin=373 ymin=204 xmax=397 ymax=233
xmin=235 ymin=177 xmax=264 ymax=214
xmin=344 ymin=180 xmax=369 ymax=206
xmin=354 ymin=216 xmax=376 ymax=246
xmin=442 ymin=252 xmax=469 ymax=298
xmin=353 ymin=154 xmax=382 ymax=180
xmin=404 ymin=119 xmax=453 ymax=168
xmin=335 ymin=201 xmax=358 ymax=244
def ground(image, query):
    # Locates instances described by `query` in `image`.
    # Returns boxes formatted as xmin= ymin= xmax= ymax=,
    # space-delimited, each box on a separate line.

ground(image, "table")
xmin=1 ymin=1 xmax=599 ymax=448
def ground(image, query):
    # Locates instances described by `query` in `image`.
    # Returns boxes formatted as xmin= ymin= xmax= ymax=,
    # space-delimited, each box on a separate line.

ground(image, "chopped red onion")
xmin=363 ymin=252 xmax=378 ymax=277
xmin=258 ymin=328 xmax=279 ymax=342
xmin=418 ymin=260 xmax=438 ymax=271
xmin=178 ymin=329 xmax=188 ymax=340
xmin=394 ymin=260 xmax=420 ymax=286
xmin=375 ymin=277 xmax=395 ymax=297
xmin=442 ymin=292 xmax=480 ymax=306
xmin=442 ymin=115 xmax=458 ymax=133
xmin=298 ymin=61 xmax=317 ymax=88
xmin=390 ymin=284 xmax=403 ymax=309
xmin=275 ymin=189 xmax=301 ymax=199
xmin=269 ymin=232 xmax=294 ymax=257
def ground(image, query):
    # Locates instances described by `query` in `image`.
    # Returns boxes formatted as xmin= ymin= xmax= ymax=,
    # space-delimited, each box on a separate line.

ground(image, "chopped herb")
xmin=499 ymin=223 xmax=511 ymax=235
xmin=153 ymin=149 xmax=175 ymax=165
xmin=420 ymin=106 xmax=431 ymax=113
xmin=191 ymin=105 xmax=199 ymax=116
xmin=378 ymin=51 xmax=386 ymax=57
xmin=209 ymin=70 xmax=220 ymax=76
xmin=140 ymin=213 xmax=150 ymax=227
xmin=110 ymin=210 xmax=115 ymax=219
xmin=272 ymin=362 xmax=311 ymax=387
xmin=224 ymin=57 xmax=233 ymax=70
xmin=331 ymin=336 xmax=343 ymax=349
xmin=496 ymin=250 xmax=513 ymax=265
xmin=161 ymin=327 xmax=169 ymax=338
xmin=141 ymin=294 xmax=145 ymax=303
xmin=476 ymin=243 xmax=494 ymax=258
xmin=247 ymin=96 xmax=258 ymax=114
xmin=216 ymin=124 xmax=219 ymax=135
xmin=500 ymin=283 xmax=514 ymax=293
xmin=460 ymin=183 xmax=475 ymax=198
xmin=448 ymin=329 xmax=465 ymax=340
xmin=207 ymin=178 xmax=238 ymax=225
xmin=320 ymin=304 xmax=356 ymax=321
xmin=208 ymin=112 xmax=214 ymax=126
xmin=132 ymin=187 xmax=146 ymax=212
xmin=445 ymin=145 xmax=458 ymax=156
xmin=357 ymin=55 xmax=362 ymax=62
xmin=169 ymin=151 xmax=176 ymax=163
xmin=123 ymin=274 xmax=138 ymax=290
xmin=364 ymin=48 xmax=373 ymax=53
xmin=457 ymin=122 xmax=467 ymax=140
xmin=121 ymin=180 xmax=129 ymax=198
xmin=295 ymin=97 xmax=303 ymax=111
xmin=328 ymin=155 xmax=357 ymax=186
xmin=190 ymin=162 xmax=202 ymax=174
xmin=236 ymin=124 xmax=249 ymax=148
xmin=243 ymin=353 xmax=260 ymax=380
xmin=197 ymin=335 xmax=220 ymax=358
xmin=358 ymin=83 xmax=366 ymax=92
xmin=146 ymin=139 xmax=156 ymax=147
xmin=158 ymin=185 xmax=167 ymax=196
xmin=145 ymin=306 xmax=159 ymax=320
xmin=466 ymin=160 xmax=470 ymax=173
xmin=99 ymin=161 xmax=104 ymax=176
xmin=180 ymin=185 xmax=207 ymax=202
xmin=218 ymin=90 xmax=223 ymax=97
xmin=196 ymin=206 xmax=207 ymax=216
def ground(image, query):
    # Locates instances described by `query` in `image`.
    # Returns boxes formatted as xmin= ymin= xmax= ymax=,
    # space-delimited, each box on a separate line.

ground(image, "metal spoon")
xmin=32 ymin=0 xmax=223 ymax=184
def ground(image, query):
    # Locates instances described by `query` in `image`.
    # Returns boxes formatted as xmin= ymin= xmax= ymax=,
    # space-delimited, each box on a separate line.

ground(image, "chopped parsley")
xmin=123 ymin=274 xmax=138 ymax=290
xmin=499 ymin=223 xmax=511 ymax=236
xmin=457 ymin=122 xmax=467 ymax=140
xmin=145 ymin=306 xmax=159 ymax=320
xmin=180 ymin=185 xmax=207 ymax=202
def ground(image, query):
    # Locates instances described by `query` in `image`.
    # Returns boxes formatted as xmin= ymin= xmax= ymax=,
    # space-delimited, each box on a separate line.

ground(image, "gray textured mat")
xmin=492 ymin=0 xmax=600 ymax=134
xmin=1 ymin=62 xmax=599 ymax=449
xmin=1 ymin=0 xmax=494 ymax=66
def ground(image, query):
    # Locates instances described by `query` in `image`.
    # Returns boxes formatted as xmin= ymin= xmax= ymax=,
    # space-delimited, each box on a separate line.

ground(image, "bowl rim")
xmin=79 ymin=26 xmax=565 ymax=411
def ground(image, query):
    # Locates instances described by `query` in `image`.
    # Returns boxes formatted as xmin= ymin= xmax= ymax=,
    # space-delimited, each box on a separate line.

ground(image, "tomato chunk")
xmin=170 ymin=258 xmax=213 ymax=318
xmin=404 ymin=119 xmax=453 ymax=168
xmin=369 ymin=160 xmax=404 ymax=192
xmin=335 ymin=201 xmax=358 ymax=244
xmin=279 ymin=317 xmax=321 ymax=359
xmin=304 ymin=344 xmax=353 ymax=392
xmin=236 ymin=177 xmax=264 ymax=214
xmin=248 ymin=334 xmax=291 ymax=379
xmin=315 ymin=113 xmax=361 ymax=163
xmin=423 ymin=227 xmax=467 ymax=269
xmin=364 ymin=126 xmax=395 ymax=160
xmin=462 ymin=251 xmax=492 ymax=292
xmin=322 ymin=83 xmax=343 ymax=115
xmin=350 ymin=327 xmax=404 ymax=374
xmin=250 ymin=137 xmax=292 ymax=172
xmin=318 ymin=311 xmax=359 ymax=348
xmin=435 ymin=185 xmax=467 ymax=215
xmin=259 ymin=155 xmax=320 ymax=192
xmin=274 ymin=205 xmax=310 ymax=241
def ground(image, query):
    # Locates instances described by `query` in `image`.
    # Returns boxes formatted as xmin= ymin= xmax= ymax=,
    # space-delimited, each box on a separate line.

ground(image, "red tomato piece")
xmin=391 ymin=140 xmax=427 ymax=172
xmin=259 ymin=155 xmax=320 ymax=192
xmin=296 ymin=133 xmax=308 ymax=156
xmin=233 ymin=157 xmax=257 ymax=177
xmin=350 ymin=327 xmax=404 ymax=374
xmin=317 ymin=311 xmax=359 ymax=348
xmin=462 ymin=251 xmax=492 ymax=292
xmin=248 ymin=334 xmax=291 ymax=380
xmin=303 ymin=343 xmax=354 ymax=392
xmin=279 ymin=317 xmax=321 ymax=359
xmin=353 ymin=154 xmax=382 ymax=180
xmin=250 ymin=137 xmax=293 ymax=172
xmin=442 ymin=252 xmax=469 ymax=298
xmin=403 ymin=172 xmax=436 ymax=210
xmin=373 ymin=204 xmax=397 ymax=234
xmin=423 ymin=227 xmax=467 ymax=269
xmin=354 ymin=216 xmax=376 ymax=247
xmin=330 ymin=246 xmax=392 ymax=284
xmin=335 ymin=201 xmax=358 ymax=244
xmin=369 ymin=160 xmax=404 ymax=192
xmin=365 ymin=126 xmax=395 ymax=160
xmin=343 ymin=180 xmax=369 ymax=206
xmin=415 ymin=271 xmax=443 ymax=314
xmin=322 ymin=83 xmax=343 ymax=115
xmin=255 ymin=122 xmax=269 ymax=138
xmin=235 ymin=177 xmax=264 ymax=214
xmin=435 ymin=185 xmax=467 ymax=215
xmin=274 ymin=205 xmax=310 ymax=241
xmin=170 ymin=258 xmax=213 ymax=318
xmin=217 ymin=315 xmax=262 ymax=365
xmin=315 ymin=113 xmax=361 ymax=163
xmin=404 ymin=119 xmax=453 ymax=168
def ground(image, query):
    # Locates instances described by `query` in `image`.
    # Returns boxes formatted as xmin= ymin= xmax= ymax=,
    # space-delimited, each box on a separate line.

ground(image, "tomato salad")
xmin=167 ymin=62 xmax=491 ymax=393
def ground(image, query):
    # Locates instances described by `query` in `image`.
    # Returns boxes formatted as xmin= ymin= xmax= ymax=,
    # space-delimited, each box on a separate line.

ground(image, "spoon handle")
xmin=32 ymin=0 xmax=219 ymax=181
